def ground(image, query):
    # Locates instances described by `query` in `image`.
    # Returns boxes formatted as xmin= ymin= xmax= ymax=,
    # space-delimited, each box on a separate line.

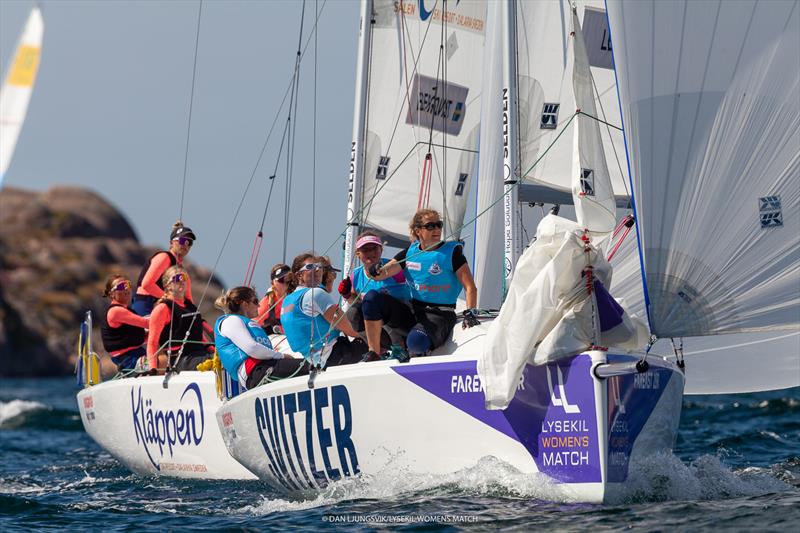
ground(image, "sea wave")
xmin=0 ymin=399 xmax=82 ymax=431
xmin=239 ymin=452 xmax=792 ymax=516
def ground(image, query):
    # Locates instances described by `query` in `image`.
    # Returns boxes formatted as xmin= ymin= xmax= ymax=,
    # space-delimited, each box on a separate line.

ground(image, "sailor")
xmin=215 ymin=286 xmax=308 ymax=389
xmin=132 ymin=223 xmax=196 ymax=316
xmin=100 ymin=274 xmax=149 ymax=371
xmin=367 ymin=208 xmax=479 ymax=356
xmin=281 ymin=254 xmax=366 ymax=366
xmin=146 ymin=265 xmax=211 ymax=372
xmin=256 ymin=263 xmax=291 ymax=334
xmin=338 ymin=231 xmax=415 ymax=361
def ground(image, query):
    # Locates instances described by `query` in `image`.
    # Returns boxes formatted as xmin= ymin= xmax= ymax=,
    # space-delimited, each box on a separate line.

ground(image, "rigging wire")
xmin=178 ymin=0 xmax=204 ymax=223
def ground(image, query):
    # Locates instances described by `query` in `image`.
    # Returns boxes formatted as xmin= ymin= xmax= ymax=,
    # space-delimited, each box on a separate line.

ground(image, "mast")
xmin=501 ymin=0 xmax=522 ymax=298
xmin=343 ymin=0 xmax=373 ymax=276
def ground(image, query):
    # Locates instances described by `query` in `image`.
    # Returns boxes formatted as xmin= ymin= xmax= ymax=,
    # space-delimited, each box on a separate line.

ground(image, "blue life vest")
xmin=404 ymin=241 xmax=462 ymax=305
xmin=214 ymin=314 xmax=272 ymax=382
xmin=351 ymin=258 xmax=410 ymax=301
xmin=281 ymin=287 xmax=340 ymax=358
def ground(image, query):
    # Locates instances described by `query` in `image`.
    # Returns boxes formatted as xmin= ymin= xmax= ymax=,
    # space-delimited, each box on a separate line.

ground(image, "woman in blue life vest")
xmin=338 ymin=230 xmax=415 ymax=361
xmin=100 ymin=273 xmax=148 ymax=370
xmin=281 ymin=253 xmax=366 ymax=367
xmin=214 ymin=286 xmax=308 ymax=389
xmin=367 ymin=208 xmax=479 ymax=356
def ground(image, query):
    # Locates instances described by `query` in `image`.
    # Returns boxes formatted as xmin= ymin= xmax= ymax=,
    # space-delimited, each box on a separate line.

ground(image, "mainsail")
xmin=351 ymin=0 xmax=487 ymax=250
xmin=607 ymin=0 xmax=800 ymax=338
xmin=0 ymin=7 xmax=44 ymax=186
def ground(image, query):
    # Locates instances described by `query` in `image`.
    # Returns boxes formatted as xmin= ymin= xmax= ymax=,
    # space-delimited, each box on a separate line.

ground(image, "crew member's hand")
xmin=338 ymin=277 xmax=352 ymax=298
xmin=462 ymin=309 xmax=480 ymax=329
xmin=367 ymin=263 xmax=382 ymax=278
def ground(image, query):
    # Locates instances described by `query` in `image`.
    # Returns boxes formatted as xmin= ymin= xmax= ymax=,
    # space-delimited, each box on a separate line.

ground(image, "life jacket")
xmin=157 ymin=299 xmax=205 ymax=354
xmin=281 ymin=287 xmax=340 ymax=358
xmin=404 ymin=241 xmax=461 ymax=305
xmin=351 ymin=258 xmax=410 ymax=301
xmin=214 ymin=314 xmax=273 ymax=382
xmin=100 ymin=303 xmax=146 ymax=353
xmin=135 ymin=251 xmax=177 ymax=294
xmin=260 ymin=290 xmax=283 ymax=327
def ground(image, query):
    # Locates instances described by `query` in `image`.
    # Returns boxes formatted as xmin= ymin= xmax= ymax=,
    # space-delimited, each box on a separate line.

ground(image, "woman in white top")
xmin=214 ymin=286 xmax=308 ymax=389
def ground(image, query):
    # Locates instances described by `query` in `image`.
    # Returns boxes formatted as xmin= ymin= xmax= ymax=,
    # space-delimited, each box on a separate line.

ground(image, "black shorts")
xmin=411 ymin=301 xmax=457 ymax=350
xmin=171 ymin=349 xmax=211 ymax=371
xmin=246 ymin=357 xmax=310 ymax=389
xmin=326 ymin=337 xmax=367 ymax=366
xmin=346 ymin=296 xmax=415 ymax=348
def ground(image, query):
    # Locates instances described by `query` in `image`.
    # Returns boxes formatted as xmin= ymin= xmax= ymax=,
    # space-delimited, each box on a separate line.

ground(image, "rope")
xmin=178 ymin=0 xmax=204 ymax=223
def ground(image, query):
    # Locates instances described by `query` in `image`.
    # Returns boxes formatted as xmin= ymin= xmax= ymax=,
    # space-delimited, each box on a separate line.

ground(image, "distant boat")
xmin=0 ymin=6 xmax=43 ymax=187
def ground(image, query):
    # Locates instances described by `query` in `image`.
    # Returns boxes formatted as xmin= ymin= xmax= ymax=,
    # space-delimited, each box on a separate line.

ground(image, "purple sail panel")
xmin=392 ymin=354 xmax=601 ymax=483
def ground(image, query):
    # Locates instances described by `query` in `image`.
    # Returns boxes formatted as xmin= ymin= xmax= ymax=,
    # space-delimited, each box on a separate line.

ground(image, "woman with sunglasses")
xmin=281 ymin=253 xmax=366 ymax=366
xmin=100 ymin=274 xmax=149 ymax=370
xmin=256 ymin=264 xmax=291 ymax=333
xmin=367 ymin=208 xmax=479 ymax=357
xmin=215 ymin=286 xmax=308 ymax=388
xmin=132 ymin=223 xmax=197 ymax=316
xmin=146 ymin=265 xmax=210 ymax=372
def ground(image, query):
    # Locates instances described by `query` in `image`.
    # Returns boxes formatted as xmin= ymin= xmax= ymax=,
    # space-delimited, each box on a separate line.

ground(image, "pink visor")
xmin=356 ymin=235 xmax=383 ymax=250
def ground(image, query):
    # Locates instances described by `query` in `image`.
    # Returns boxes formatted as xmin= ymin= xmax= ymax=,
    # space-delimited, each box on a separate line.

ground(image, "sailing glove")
xmin=367 ymin=263 xmax=382 ymax=278
xmin=338 ymin=277 xmax=352 ymax=298
xmin=462 ymin=309 xmax=480 ymax=329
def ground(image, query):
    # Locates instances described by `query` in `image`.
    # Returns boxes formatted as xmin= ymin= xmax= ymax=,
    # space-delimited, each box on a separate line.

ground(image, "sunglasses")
xmin=273 ymin=277 xmax=288 ymax=284
xmin=170 ymin=273 xmax=187 ymax=284
xmin=298 ymin=263 xmax=323 ymax=273
xmin=112 ymin=280 xmax=131 ymax=292
xmin=173 ymin=236 xmax=194 ymax=247
xmin=417 ymin=221 xmax=443 ymax=230
xmin=249 ymin=298 xmax=259 ymax=305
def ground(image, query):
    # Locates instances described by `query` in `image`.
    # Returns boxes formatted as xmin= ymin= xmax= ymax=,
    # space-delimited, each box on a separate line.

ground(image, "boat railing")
xmin=75 ymin=310 xmax=102 ymax=388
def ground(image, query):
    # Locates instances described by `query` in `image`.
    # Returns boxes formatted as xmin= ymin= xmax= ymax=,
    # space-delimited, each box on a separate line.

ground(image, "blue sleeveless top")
xmin=281 ymin=287 xmax=340 ymax=358
xmin=351 ymin=258 xmax=410 ymax=301
xmin=404 ymin=241 xmax=462 ymax=305
xmin=214 ymin=314 xmax=273 ymax=382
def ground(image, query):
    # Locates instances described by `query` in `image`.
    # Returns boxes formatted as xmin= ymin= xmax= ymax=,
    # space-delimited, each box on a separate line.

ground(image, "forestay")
xmin=607 ymin=0 xmax=800 ymax=337
xmin=358 ymin=0 xmax=486 ymax=245
xmin=0 ymin=7 xmax=43 ymax=186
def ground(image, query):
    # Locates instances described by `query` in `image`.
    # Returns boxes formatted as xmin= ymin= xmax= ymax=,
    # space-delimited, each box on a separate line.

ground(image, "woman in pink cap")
xmin=338 ymin=230 xmax=415 ymax=361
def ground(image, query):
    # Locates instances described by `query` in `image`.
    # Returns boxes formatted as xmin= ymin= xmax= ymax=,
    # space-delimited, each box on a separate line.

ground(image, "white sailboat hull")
xmin=77 ymin=371 xmax=256 ymax=480
xmin=217 ymin=340 xmax=684 ymax=503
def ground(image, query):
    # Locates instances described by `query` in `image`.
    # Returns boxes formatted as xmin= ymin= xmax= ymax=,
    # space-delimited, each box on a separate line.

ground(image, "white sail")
xmin=607 ymin=0 xmax=800 ymax=338
xmin=515 ymin=1 xmax=629 ymax=207
xmin=0 ymin=7 xmax=44 ymax=186
xmin=357 ymin=0 xmax=487 ymax=245
xmin=473 ymin=0 xmax=504 ymax=309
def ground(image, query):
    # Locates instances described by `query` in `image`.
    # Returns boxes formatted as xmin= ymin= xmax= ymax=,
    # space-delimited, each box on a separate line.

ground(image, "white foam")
xmin=238 ymin=453 xmax=792 ymax=514
xmin=0 ymin=399 xmax=47 ymax=426
xmin=239 ymin=456 xmax=567 ymax=516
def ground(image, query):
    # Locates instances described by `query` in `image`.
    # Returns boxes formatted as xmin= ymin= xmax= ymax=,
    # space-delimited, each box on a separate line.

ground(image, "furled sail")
xmin=0 ymin=7 xmax=43 ymax=186
xmin=357 ymin=0 xmax=486 ymax=245
xmin=607 ymin=0 xmax=800 ymax=338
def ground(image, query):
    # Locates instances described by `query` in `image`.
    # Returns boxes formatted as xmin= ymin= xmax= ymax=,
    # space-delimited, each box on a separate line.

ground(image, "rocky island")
xmin=0 ymin=186 xmax=224 ymax=377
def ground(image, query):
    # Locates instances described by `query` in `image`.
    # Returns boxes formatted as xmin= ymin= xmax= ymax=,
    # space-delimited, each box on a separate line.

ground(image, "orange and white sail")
xmin=0 ymin=7 xmax=44 ymax=185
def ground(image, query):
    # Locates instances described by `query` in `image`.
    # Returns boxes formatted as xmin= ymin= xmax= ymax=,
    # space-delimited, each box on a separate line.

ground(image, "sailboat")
xmin=0 ymin=6 xmax=43 ymax=187
xmin=214 ymin=0 xmax=698 ymax=503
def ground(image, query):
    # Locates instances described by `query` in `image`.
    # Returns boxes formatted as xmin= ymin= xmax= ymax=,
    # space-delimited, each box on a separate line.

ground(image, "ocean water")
xmin=1 ymin=378 xmax=798 ymax=531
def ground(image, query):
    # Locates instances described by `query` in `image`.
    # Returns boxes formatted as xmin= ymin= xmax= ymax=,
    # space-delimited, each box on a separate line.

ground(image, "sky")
xmin=1 ymin=0 xmax=363 ymax=291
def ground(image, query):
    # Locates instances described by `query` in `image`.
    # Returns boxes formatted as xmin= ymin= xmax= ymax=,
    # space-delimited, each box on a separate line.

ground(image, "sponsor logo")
xmin=255 ymin=385 xmax=359 ymax=490
xmin=406 ymin=73 xmax=469 ymax=136
xmin=406 ymin=261 xmax=422 ymax=271
xmin=547 ymin=366 xmax=580 ymax=414
xmin=83 ymin=396 xmax=93 ymax=409
xmin=580 ymin=168 xmax=595 ymax=196
xmin=541 ymin=103 xmax=560 ymax=129
xmin=131 ymin=383 xmax=205 ymax=470
xmin=428 ymin=262 xmax=442 ymax=275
